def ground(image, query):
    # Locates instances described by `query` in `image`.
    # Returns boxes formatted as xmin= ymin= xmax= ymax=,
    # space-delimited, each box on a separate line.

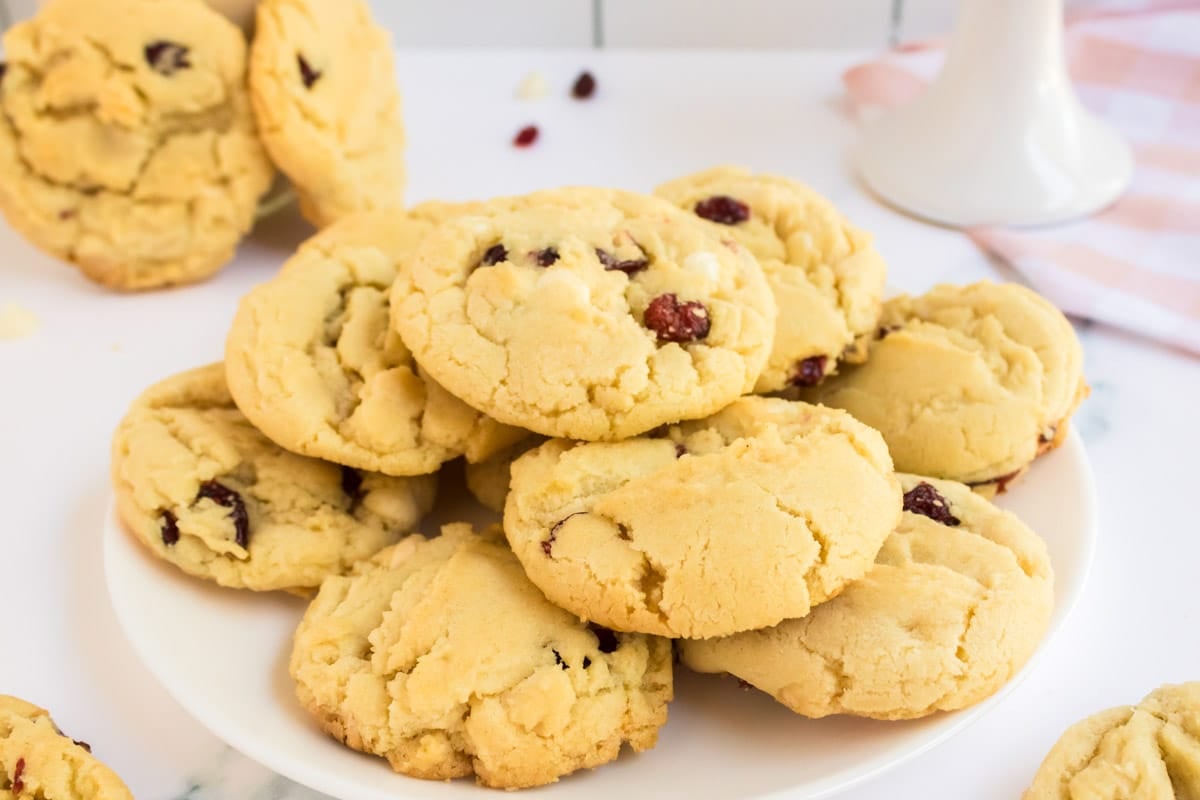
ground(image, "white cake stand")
xmin=858 ymin=0 xmax=1134 ymax=227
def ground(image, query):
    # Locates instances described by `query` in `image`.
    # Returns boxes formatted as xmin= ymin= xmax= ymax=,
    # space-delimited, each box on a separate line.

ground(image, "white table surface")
xmin=2 ymin=49 xmax=1198 ymax=800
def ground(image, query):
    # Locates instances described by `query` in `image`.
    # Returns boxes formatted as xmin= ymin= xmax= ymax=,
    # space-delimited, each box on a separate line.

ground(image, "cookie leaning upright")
xmin=802 ymin=281 xmax=1088 ymax=493
xmin=681 ymin=474 xmax=1054 ymax=720
xmin=656 ymin=165 xmax=887 ymax=392
xmin=290 ymin=523 xmax=673 ymax=790
xmin=0 ymin=0 xmax=274 ymax=290
xmin=225 ymin=204 xmax=526 ymax=477
xmin=111 ymin=364 xmax=436 ymax=591
xmin=504 ymin=397 xmax=901 ymax=639
xmin=250 ymin=0 xmax=405 ymax=227
xmin=1024 ymin=682 xmax=1200 ymax=799
xmin=391 ymin=188 xmax=777 ymax=441
xmin=0 ymin=695 xmax=133 ymax=799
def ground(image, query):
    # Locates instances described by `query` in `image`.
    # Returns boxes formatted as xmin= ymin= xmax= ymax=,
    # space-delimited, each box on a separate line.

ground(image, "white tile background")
xmin=0 ymin=0 xmax=953 ymax=48
xmin=0 ymin=0 xmax=1130 ymax=49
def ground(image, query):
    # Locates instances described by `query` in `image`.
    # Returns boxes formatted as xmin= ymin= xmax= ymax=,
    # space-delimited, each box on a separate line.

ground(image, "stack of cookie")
xmin=0 ymin=0 xmax=404 ymax=290
xmin=107 ymin=163 xmax=1091 ymax=790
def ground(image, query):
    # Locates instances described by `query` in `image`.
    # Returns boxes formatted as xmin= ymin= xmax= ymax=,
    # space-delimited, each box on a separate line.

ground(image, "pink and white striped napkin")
xmin=844 ymin=2 xmax=1200 ymax=354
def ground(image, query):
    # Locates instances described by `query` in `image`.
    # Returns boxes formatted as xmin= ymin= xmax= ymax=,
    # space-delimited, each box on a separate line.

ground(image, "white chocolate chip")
xmin=515 ymin=71 xmax=549 ymax=101
xmin=536 ymin=269 xmax=591 ymax=304
xmin=0 ymin=303 xmax=40 ymax=340
xmin=684 ymin=252 xmax=721 ymax=283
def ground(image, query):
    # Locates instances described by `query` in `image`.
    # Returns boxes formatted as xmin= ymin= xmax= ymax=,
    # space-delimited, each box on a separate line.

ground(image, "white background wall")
xmin=1 ymin=0 xmax=1108 ymax=48
xmin=0 ymin=0 xmax=964 ymax=47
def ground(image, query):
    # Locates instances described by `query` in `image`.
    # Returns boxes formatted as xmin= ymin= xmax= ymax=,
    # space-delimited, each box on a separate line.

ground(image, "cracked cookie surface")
xmin=503 ymin=397 xmax=900 ymax=639
xmin=250 ymin=0 xmax=405 ymax=227
xmin=656 ymin=165 xmax=887 ymax=393
xmin=800 ymin=280 xmax=1088 ymax=491
xmin=681 ymin=474 xmax=1054 ymax=719
xmin=390 ymin=187 xmax=777 ymax=441
xmin=290 ymin=523 xmax=673 ymax=789
xmin=111 ymin=363 xmax=436 ymax=591
xmin=0 ymin=0 xmax=274 ymax=290
xmin=0 ymin=695 xmax=132 ymax=799
xmin=225 ymin=205 xmax=526 ymax=476
xmin=1024 ymin=682 xmax=1200 ymax=799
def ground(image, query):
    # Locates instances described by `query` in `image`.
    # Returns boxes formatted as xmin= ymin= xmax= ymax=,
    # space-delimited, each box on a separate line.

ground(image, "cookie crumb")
xmin=513 ymin=124 xmax=539 ymax=148
xmin=571 ymin=70 xmax=596 ymax=99
xmin=0 ymin=303 xmax=41 ymax=340
xmin=515 ymin=70 xmax=549 ymax=100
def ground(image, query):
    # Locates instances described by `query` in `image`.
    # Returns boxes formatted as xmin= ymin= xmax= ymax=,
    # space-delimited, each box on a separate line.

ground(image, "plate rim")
xmin=103 ymin=430 xmax=1098 ymax=800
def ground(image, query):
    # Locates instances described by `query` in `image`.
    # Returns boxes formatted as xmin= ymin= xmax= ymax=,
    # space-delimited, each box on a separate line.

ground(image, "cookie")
xmin=464 ymin=435 xmax=544 ymax=513
xmin=1024 ymin=682 xmax=1200 ymax=799
xmin=0 ymin=0 xmax=274 ymax=290
xmin=249 ymin=0 xmax=405 ymax=227
xmin=0 ymin=695 xmax=133 ymax=799
xmin=503 ymin=397 xmax=900 ymax=639
xmin=111 ymin=364 xmax=436 ymax=591
xmin=290 ymin=523 xmax=673 ymax=789
xmin=225 ymin=205 xmax=526 ymax=476
xmin=801 ymin=280 xmax=1088 ymax=493
xmin=681 ymin=474 xmax=1055 ymax=719
xmin=655 ymin=166 xmax=887 ymax=392
xmin=391 ymin=187 xmax=777 ymax=440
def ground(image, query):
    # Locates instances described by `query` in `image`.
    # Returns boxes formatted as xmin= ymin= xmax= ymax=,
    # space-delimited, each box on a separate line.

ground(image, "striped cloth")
xmin=844 ymin=2 xmax=1200 ymax=354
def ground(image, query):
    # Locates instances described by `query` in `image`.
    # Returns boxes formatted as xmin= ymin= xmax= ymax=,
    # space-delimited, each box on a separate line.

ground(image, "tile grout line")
xmin=592 ymin=0 xmax=605 ymax=49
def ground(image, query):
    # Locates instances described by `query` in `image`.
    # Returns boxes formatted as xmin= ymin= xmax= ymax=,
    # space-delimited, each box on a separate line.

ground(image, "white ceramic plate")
xmin=105 ymin=434 xmax=1097 ymax=800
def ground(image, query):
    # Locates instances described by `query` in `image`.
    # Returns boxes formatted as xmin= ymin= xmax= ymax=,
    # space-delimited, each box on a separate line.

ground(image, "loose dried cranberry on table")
xmin=480 ymin=244 xmax=508 ymax=266
xmin=160 ymin=509 xmax=180 ymax=546
xmin=643 ymin=293 xmax=711 ymax=343
xmin=902 ymin=482 xmax=961 ymax=526
xmin=197 ymin=480 xmax=250 ymax=548
xmin=790 ymin=355 xmax=828 ymax=387
xmin=297 ymin=53 xmax=322 ymax=88
xmin=571 ymin=70 xmax=596 ymax=99
xmin=534 ymin=247 xmax=559 ymax=266
xmin=144 ymin=41 xmax=191 ymax=76
xmin=694 ymin=195 xmax=750 ymax=225
xmin=596 ymin=247 xmax=648 ymax=275
xmin=513 ymin=124 xmax=539 ymax=147
xmin=589 ymin=623 xmax=620 ymax=653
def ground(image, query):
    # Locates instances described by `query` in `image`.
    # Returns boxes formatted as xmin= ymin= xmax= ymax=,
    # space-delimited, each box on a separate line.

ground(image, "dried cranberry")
xmin=340 ymin=467 xmax=364 ymax=511
xmin=582 ymin=656 xmax=592 ymax=668
xmin=877 ymin=325 xmax=901 ymax=340
xmin=736 ymin=678 xmax=755 ymax=691
xmin=534 ymin=247 xmax=559 ymax=266
xmin=160 ymin=510 xmax=180 ymax=546
xmin=543 ymin=512 xmax=583 ymax=556
xmin=596 ymin=247 xmax=648 ymax=275
xmin=513 ymin=125 xmax=539 ymax=147
xmin=643 ymin=293 xmax=710 ymax=343
xmin=197 ymin=480 xmax=250 ymax=548
xmin=675 ymin=443 xmax=687 ymax=458
xmin=12 ymin=757 xmax=24 ymax=793
xmin=694 ymin=195 xmax=750 ymax=225
xmin=297 ymin=54 xmax=321 ymax=88
xmin=0 ymin=63 xmax=7 ymax=84
xmin=589 ymin=623 xmax=619 ymax=653
xmin=790 ymin=355 xmax=828 ymax=387
xmin=571 ymin=71 xmax=596 ymax=99
xmin=902 ymin=482 xmax=960 ymax=526
xmin=480 ymin=244 xmax=508 ymax=266
xmin=144 ymin=41 xmax=191 ymax=75
xmin=552 ymin=649 xmax=567 ymax=669
xmin=73 ymin=739 xmax=92 ymax=752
